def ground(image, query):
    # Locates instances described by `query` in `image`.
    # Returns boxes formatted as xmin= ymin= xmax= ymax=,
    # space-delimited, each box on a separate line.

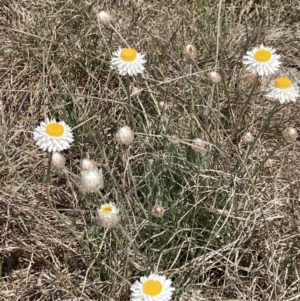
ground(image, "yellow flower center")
xmin=275 ymin=77 xmax=293 ymax=89
xmin=254 ymin=49 xmax=271 ymax=62
xmin=120 ymin=48 xmax=137 ymax=62
xmin=102 ymin=206 xmax=113 ymax=214
xmin=142 ymin=279 xmax=163 ymax=296
xmin=46 ymin=123 xmax=64 ymax=137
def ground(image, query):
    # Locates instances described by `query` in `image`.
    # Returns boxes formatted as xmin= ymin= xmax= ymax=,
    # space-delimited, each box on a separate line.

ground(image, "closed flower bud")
xmin=97 ymin=203 xmax=120 ymax=228
xmin=168 ymin=135 xmax=180 ymax=144
xmin=51 ymin=152 xmax=65 ymax=169
xmin=193 ymin=138 xmax=205 ymax=151
xmin=116 ymin=126 xmax=134 ymax=145
xmin=89 ymin=130 xmax=101 ymax=145
xmin=158 ymin=101 xmax=169 ymax=111
xmin=208 ymin=71 xmax=222 ymax=84
xmin=151 ymin=204 xmax=165 ymax=217
xmin=183 ymin=44 xmax=197 ymax=59
xmin=97 ymin=10 xmax=112 ymax=24
xmin=283 ymin=127 xmax=298 ymax=142
xmin=80 ymin=159 xmax=104 ymax=193
xmin=243 ymin=132 xmax=254 ymax=143
xmin=80 ymin=158 xmax=97 ymax=171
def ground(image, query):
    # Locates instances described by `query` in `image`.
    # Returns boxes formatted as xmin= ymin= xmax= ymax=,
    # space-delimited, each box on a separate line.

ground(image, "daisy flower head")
xmin=110 ymin=47 xmax=146 ymax=76
xmin=265 ymin=76 xmax=299 ymax=104
xmin=130 ymin=272 xmax=174 ymax=301
xmin=33 ymin=119 xmax=74 ymax=152
xmin=242 ymin=44 xmax=281 ymax=77
xmin=97 ymin=202 xmax=120 ymax=228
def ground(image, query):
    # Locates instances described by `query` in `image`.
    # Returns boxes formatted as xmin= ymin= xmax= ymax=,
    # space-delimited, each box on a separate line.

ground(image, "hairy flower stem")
xmin=46 ymin=151 xmax=53 ymax=204
xmin=234 ymin=75 xmax=259 ymax=137
xmin=125 ymin=76 xmax=136 ymax=131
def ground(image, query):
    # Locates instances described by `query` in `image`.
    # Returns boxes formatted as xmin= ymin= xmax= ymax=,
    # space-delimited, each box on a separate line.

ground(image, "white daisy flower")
xmin=110 ymin=47 xmax=146 ymax=76
xmin=265 ymin=76 xmax=299 ymax=104
xmin=242 ymin=45 xmax=281 ymax=76
xmin=97 ymin=202 xmax=120 ymax=228
xmin=33 ymin=119 xmax=74 ymax=152
xmin=130 ymin=273 xmax=174 ymax=301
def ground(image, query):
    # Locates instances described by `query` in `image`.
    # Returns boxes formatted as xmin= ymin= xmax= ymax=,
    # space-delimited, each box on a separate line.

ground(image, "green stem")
xmin=125 ymin=147 xmax=147 ymax=219
xmin=189 ymin=62 xmax=195 ymax=138
xmin=125 ymin=76 xmax=136 ymax=131
xmin=46 ymin=151 xmax=53 ymax=203
xmin=234 ymin=75 xmax=259 ymax=137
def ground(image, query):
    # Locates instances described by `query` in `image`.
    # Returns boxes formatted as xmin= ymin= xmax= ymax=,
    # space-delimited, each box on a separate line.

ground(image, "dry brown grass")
xmin=1 ymin=0 xmax=300 ymax=300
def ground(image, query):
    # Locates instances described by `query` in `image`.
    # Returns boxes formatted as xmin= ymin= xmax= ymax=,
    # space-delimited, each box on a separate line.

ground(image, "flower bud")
xmin=80 ymin=158 xmax=97 ymax=171
xmin=243 ymin=132 xmax=254 ymax=143
xmin=151 ymin=204 xmax=165 ymax=217
xmin=183 ymin=44 xmax=197 ymax=59
xmin=97 ymin=11 xmax=112 ymax=24
xmin=168 ymin=135 xmax=179 ymax=144
xmin=192 ymin=138 xmax=205 ymax=151
xmin=158 ymin=101 xmax=169 ymax=111
xmin=116 ymin=126 xmax=134 ymax=145
xmin=283 ymin=127 xmax=298 ymax=142
xmin=51 ymin=152 xmax=65 ymax=170
xmin=208 ymin=71 xmax=222 ymax=84
xmin=89 ymin=130 xmax=101 ymax=145
xmin=80 ymin=159 xmax=104 ymax=193
xmin=97 ymin=203 xmax=120 ymax=228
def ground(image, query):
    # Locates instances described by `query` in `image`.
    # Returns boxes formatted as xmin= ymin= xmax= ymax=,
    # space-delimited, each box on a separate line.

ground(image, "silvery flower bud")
xmin=192 ymin=138 xmax=205 ymax=151
xmin=89 ymin=131 xmax=101 ymax=145
xmin=97 ymin=11 xmax=112 ymax=24
xmin=183 ymin=44 xmax=197 ymax=59
xmin=116 ymin=126 xmax=134 ymax=145
xmin=51 ymin=152 xmax=65 ymax=169
xmin=283 ymin=127 xmax=298 ymax=142
xmin=80 ymin=158 xmax=97 ymax=171
xmin=243 ymin=132 xmax=254 ymax=143
xmin=208 ymin=71 xmax=222 ymax=84
xmin=168 ymin=135 xmax=180 ymax=144
xmin=158 ymin=101 xmax=169 ymax=111
xmin=151 ymin=204 xmax=165 ymax=217
xmin=80 ymin=159 xmax=104 ymax=193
